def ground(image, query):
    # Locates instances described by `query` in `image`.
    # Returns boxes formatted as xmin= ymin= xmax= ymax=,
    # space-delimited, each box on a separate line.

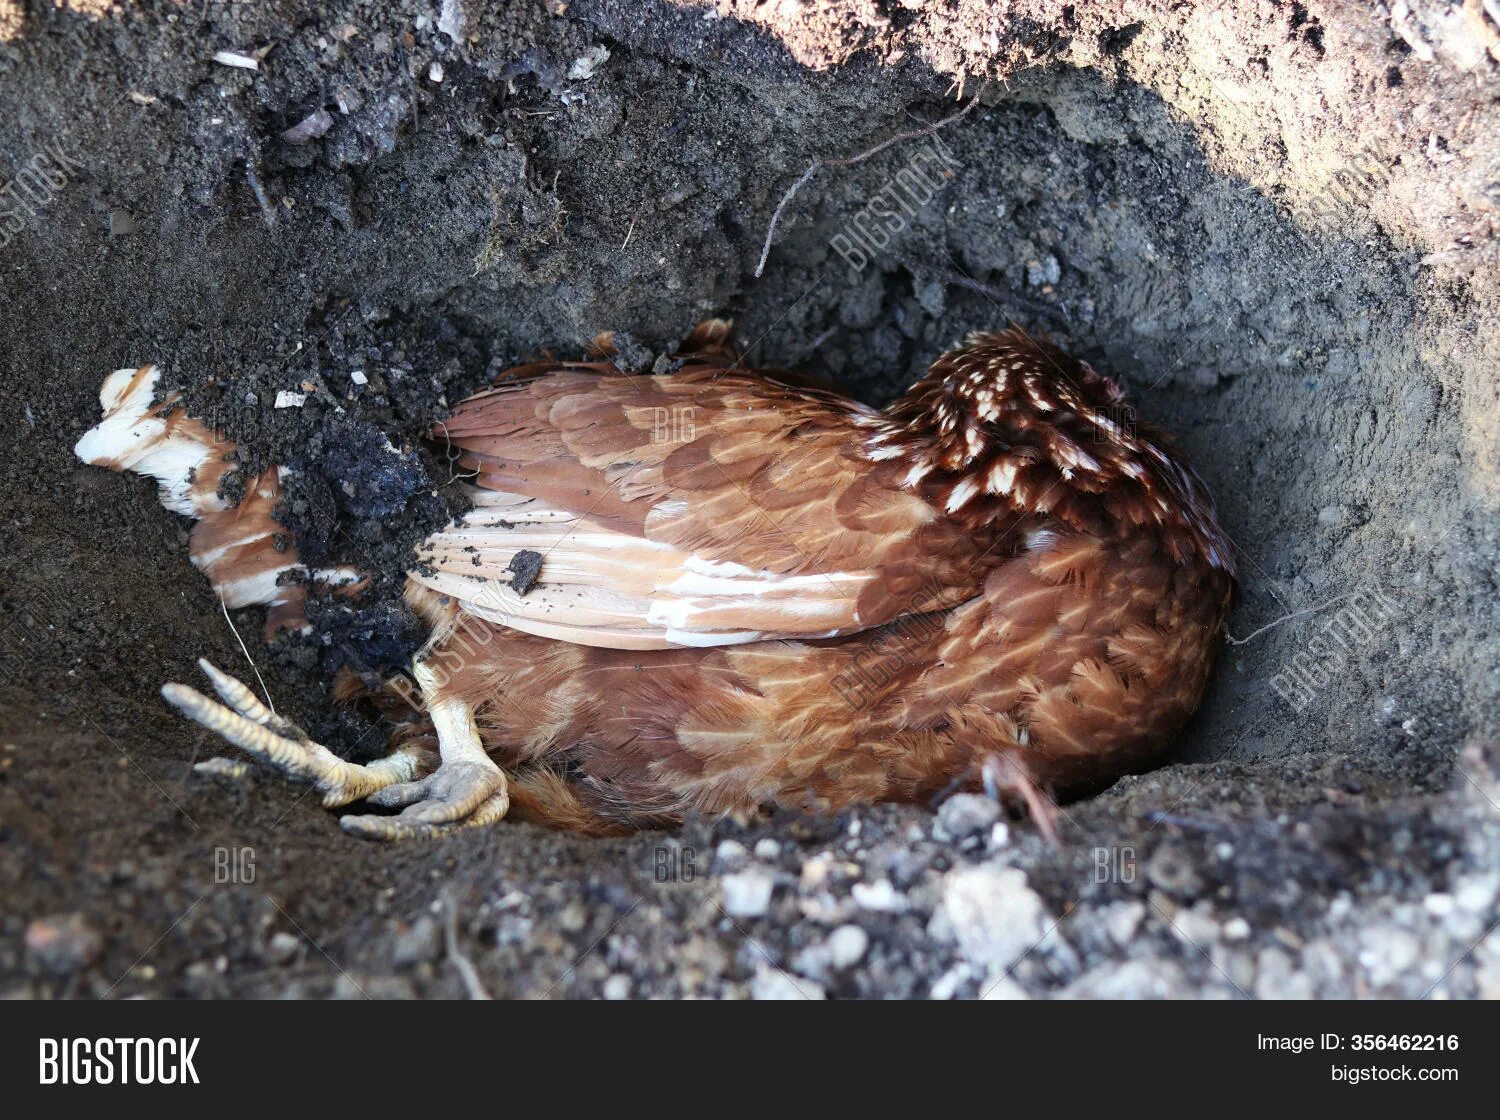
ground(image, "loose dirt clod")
xmin=506 ymin=550 xmax=544 ymax=598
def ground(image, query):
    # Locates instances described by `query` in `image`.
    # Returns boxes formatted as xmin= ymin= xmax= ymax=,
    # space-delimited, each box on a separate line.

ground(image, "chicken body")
xmin=78 ymin=324 xmax=1233 ymax=840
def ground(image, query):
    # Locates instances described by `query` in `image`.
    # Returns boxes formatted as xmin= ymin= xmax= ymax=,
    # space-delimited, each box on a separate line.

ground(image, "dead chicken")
xmin=74 ymin=323 xmax=1233 ymax=842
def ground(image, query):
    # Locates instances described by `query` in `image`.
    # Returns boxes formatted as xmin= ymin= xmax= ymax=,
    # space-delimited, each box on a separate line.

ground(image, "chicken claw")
xmin=339 ymin=762 xmax=509 ymax=841
xmin=164 ymin=659 xmax=427 ymax=808
xmin=336 ymin=685 xmax=510 ymax=841
xmin=982 ymin=753 xmax=1063 ymax=847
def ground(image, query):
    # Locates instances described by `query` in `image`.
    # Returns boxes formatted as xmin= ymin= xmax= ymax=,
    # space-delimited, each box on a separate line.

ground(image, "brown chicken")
xmin=75 ymin=323 xmax=1233 ymax=841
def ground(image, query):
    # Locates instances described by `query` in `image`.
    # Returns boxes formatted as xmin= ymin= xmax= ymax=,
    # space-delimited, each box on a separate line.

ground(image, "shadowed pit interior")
xmin=3 ymin=0 xmax=1497 ymax=999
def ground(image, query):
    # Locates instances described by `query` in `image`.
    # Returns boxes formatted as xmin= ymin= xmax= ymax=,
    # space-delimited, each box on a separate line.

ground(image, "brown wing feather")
xmin=414 ymin=364 xmax=1013 ymax=649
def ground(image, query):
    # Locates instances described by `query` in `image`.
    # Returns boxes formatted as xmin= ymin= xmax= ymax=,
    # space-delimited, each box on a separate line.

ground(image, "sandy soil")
xmin=2 ymin=0 xmax=1498 ymax=998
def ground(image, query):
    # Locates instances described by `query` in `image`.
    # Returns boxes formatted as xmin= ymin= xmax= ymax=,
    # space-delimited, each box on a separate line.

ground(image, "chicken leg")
xmin=339 ymin=659 xmax=509 ymax=840
xmin=164 ymin=657 xmax=508 ymax=839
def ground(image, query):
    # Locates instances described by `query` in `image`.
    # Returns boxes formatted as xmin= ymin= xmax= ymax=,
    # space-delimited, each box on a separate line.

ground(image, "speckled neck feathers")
xmin=863 ymin=327 xmax=1234 ymax=574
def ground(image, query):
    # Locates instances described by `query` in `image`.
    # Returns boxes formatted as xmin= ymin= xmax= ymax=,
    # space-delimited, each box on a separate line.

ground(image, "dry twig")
xmin=754 ymin=87 xmax=987 ymax=278
xmin=1223 ymin=591 xmax=1370 ymax=646
xmin=444 ymin=893 xmax=492 ymax=1000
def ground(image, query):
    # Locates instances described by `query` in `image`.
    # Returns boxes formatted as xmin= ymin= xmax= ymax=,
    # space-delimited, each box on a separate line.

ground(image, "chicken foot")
xmin=164 ymin=658 xmax=508 ymax=840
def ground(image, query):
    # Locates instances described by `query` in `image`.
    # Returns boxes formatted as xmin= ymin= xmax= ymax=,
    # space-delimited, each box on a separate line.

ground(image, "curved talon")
xmin=982 ymin=754 xmax=1063 ymax=847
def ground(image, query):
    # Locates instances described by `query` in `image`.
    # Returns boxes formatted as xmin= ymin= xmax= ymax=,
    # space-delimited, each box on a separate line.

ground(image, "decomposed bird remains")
xmin=75 ymin=322 xmax=1233 ymax=842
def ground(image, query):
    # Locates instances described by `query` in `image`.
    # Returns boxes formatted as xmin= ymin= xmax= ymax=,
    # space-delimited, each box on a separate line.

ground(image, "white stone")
xmin=826 ymin=924 xmax=869 ymax=969
xmin=1455 ymin=872 xmax=1500 ymax=913
xmin=851 ymin=879 xmax=907 ymax=913
xmin=602 ymin=974 xmax=631 ymax=1000
xmin=1060 ymin=957 xmax=1193 ymax=999
xmin=929 ymin=964 xmax=970 ymax=1000
xmin=750 ymin=965 xmax=824 ymax=1000
xmin=714 ymin=839 xmax=748 ymax=870
xmin=720 ymin=868 xmax=775 ymax=918
xmin=980 ymin=974 xmax=1031 ymax=1000
xmin=1171 ymin=907 xmax=1221 ymax=947
xmin=1255 ymin=946 xmax=1314 ymax=999
xmin=934 ymin=793 xmax=1001 ymax=841
xmin=567 ymin=45 xmax=610 ymax=81
xmin=940 ymin=865 xmax=1048 ymax=972
xmin=1104 ymin=900 xmax=1146 ymax=945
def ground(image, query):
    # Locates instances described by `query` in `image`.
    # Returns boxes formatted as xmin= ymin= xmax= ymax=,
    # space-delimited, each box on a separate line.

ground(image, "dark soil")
xmin=2 ymin=1 xmax=1498 ymax=998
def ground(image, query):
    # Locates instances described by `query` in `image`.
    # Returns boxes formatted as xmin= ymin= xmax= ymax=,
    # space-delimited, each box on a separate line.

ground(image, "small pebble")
xmin=714 ymin=839 xmax=748 ymax=870
xmin=392 ymin=915 xmax=442 ymax=966
xmin=800 ymin=852 xmax=856 ymax=889
xmin=282 ymin=109 xmax=334 ymax=144
xmin=750 ymin=965 xmax=824 ymax=1000
xmin=826 ymin=924 xmax=869 ymax=969
xmin=25 ymin=913 xmax=103 ymax=975
xmin=558 ymin=902 xmax=588 ymax=933
xmin=721 ymin=868 xmax=776 ymax=918
xmin=851 ymin=879 xmax=907 ymax=913
xmin=981 ymin=975 xmax=1031 ymax=1000
xmin=941 ymin=866 xmax=1046 ymax=971
xmin=1171 ymin=908 xmax=1220 ymax=947
xmin=567 ymin=45 xmax=610 ymax=81
xmin=1025 ymin=255 xmax=1061 ymax=287
xmin=265 ymin=931 xmax=301 ymax=965
xmin=602 ymin=974 xmax=631 ymax=1000
xmin=934 ymin=793 xmax=1001 ymax=842
xmin=1455 ymin=873 xmax=1499 ymax=913
xmin=1104 ymin=901 xmax=1145 ymax=946
xmin=929 ymin=964 xmax=970 ymax=1000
